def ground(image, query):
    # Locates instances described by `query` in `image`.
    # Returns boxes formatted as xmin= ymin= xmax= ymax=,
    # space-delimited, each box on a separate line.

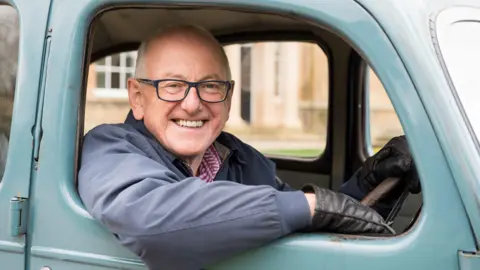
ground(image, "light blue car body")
xmin=0 ymin=0 xmax=479 ymax=269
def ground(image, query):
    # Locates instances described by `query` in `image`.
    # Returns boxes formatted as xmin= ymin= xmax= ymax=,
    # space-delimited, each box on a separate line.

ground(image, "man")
xmin=78 ymin=25 xmax=419 ymax=270
xmin=0 ymin=6 xmax=19 ymax=181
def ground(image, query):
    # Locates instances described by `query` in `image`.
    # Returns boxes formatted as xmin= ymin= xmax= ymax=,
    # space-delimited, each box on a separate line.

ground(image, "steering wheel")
xmin=360 ymin=177 xmax=403 ymax=207
xmin=360 ymin=177 xmax=414 ymax=230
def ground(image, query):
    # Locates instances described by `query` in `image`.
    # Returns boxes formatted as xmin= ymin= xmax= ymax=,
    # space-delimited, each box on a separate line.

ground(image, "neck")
xmin=182 ymin=154 xmax=204 ymax=176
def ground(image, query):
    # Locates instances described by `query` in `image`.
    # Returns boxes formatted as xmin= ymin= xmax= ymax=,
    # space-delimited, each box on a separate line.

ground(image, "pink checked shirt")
xmin=197 ymin=144 xmax=222 ymax=182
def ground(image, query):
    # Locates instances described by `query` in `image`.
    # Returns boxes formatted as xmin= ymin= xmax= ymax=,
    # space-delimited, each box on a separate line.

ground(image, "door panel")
xmin=27 ymin=0 xmax=148 ymax=268
xmin=433 ymin=6 xmax=480 ymax=244
xmin=0 ymin=0 xmax=51 ymax=269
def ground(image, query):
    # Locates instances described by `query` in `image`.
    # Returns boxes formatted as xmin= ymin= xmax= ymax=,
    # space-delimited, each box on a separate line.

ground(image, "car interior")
xmin=79 ymin=6 xmax=423 ymax=234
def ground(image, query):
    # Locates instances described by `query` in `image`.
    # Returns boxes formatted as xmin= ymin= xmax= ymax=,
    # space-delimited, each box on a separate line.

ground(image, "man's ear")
xmin=127 ymin=78 xmax=145 ymax=120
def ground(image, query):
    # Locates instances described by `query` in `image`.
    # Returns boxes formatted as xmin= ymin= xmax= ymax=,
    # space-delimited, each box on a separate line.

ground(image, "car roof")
xmin=356 ymin=0 xmax=480 ymax=37
xmin=356 ymin=0 xmax=479 ymax=15
xmin=89 ymin=0 xmax=480 ymax=60
xmin=90 ymin=6 xmax=314 ymax=61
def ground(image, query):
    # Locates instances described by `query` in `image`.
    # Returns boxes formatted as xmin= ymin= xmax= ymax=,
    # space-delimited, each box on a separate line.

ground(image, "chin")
xmin=170 ymin=144 xmax=208 ymax=158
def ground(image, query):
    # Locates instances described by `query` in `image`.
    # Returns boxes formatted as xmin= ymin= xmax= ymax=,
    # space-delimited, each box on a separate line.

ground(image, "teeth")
xmin=175 ymin=120 xmax=204 ymax=128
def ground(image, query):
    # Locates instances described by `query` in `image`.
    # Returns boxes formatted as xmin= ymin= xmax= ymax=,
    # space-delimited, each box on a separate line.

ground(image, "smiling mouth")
xmin=173 ymin=119 xmax=206 ymax=128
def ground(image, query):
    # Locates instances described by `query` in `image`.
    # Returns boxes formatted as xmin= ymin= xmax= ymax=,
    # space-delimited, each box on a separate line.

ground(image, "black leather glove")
xmin=359 ymin=135 xmax=420 ymax=195
xmin=302 ymin=184 xmax=395 ymax=235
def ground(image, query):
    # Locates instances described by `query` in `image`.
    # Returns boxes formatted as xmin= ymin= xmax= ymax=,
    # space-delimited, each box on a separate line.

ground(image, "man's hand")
xmin=302 ymin=184 xmax=394 ymax=234
xmin=359 ymin=135 xmax=420 ymax=194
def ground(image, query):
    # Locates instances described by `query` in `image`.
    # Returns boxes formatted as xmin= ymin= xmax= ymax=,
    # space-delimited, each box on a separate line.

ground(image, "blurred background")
xmin=84 ymin=41 xmax=404 ymax=158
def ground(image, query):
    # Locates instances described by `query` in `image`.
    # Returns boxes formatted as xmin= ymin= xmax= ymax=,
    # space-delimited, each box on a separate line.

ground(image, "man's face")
xmin=128 ymin=34 xmax=232 ymax=160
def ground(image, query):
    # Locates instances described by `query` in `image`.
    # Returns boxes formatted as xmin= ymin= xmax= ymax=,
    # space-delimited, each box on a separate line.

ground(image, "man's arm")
xmin=276 ymin=172 xmax=393 ymax=218
xmin=78 ymin=125 xmax=311 ymax=270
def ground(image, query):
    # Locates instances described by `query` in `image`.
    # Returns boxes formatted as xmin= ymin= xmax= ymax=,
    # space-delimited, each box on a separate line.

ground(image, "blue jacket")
xmin=78 ymin=111 xmax=382 ymax=270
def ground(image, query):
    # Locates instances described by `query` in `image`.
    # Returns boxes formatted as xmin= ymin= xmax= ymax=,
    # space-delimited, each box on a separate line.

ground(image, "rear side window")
xmin=0 ymin=5 xmax=19 ymax=181
xmin=435 ymin=7 xmax=480 ymax=145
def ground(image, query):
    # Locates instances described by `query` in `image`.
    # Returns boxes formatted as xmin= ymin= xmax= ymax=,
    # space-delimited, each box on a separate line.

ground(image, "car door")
xmin=0 ymin=0 xmax=51 ymax=269
xmin=25 ymin=0 xmax=148 ymax=269
xmin=28 ymin=0 xmax=478 ymax=270
xmin=209 ymin=1 xmax=479 ymax=269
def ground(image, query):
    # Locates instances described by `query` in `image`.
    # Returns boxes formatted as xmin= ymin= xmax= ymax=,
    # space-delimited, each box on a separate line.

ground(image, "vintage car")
xmin=0 ymin=0 xmax=479 ymax=269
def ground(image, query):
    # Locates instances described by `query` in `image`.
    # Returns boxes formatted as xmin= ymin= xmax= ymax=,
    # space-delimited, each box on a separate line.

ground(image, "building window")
xmin=93 ymin=51 xmax=137 ymax=98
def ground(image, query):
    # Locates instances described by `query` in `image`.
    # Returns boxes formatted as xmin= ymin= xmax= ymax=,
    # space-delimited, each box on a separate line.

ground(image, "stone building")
xmin=84 ymin=42 xmax=403 ymax=155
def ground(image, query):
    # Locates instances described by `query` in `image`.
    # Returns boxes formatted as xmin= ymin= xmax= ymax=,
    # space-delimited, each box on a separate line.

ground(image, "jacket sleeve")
xmin=78 ymin=125 xmax=311 ymax=270
xmin=339 ymin=169 xmax=394 ymax=218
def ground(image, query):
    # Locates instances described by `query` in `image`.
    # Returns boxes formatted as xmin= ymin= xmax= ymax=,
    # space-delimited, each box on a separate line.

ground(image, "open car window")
xmin=80 ymin=5 xmax=426 ymax=233
xmin=85 ymin=41 xmax=329 ymax=159
xmin=365 ymin=66 xmax=404 ymax=154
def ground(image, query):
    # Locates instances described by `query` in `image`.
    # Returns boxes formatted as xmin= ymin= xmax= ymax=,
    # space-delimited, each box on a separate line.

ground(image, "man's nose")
xmin=181 ymin=86 xmax=202 ymax=114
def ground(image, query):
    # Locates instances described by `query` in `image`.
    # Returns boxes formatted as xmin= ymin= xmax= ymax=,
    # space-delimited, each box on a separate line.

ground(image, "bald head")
xmin=134 ymin=25 xmax=231 ymax=80
xmin=127 ymin=25 xmax=234 ymax=167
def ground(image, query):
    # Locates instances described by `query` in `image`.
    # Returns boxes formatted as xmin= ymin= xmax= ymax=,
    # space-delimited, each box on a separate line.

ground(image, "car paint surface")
xmin=0 ymin=0 xmax=479 ymax=269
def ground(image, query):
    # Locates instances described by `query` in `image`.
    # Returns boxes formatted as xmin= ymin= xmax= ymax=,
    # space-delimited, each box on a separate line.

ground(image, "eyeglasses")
xmin=136 ymin=78 xmax=234 ymax=103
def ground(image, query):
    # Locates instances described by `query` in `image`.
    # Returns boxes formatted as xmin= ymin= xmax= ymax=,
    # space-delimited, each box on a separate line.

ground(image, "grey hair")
xmin=0 ymin=5 xmax=19 ymax=138
xmin=134 ymin=24 xmax=231 ymax=79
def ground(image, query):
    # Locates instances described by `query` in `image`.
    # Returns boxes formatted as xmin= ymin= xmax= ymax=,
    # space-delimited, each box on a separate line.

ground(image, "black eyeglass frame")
xmin=136 ymin=78 xmax=234 ymax=103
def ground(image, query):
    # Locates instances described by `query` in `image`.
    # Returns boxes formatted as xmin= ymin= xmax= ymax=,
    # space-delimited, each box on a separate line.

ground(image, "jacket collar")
xmin=124 ymin=110 xmax=246 ymax=164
